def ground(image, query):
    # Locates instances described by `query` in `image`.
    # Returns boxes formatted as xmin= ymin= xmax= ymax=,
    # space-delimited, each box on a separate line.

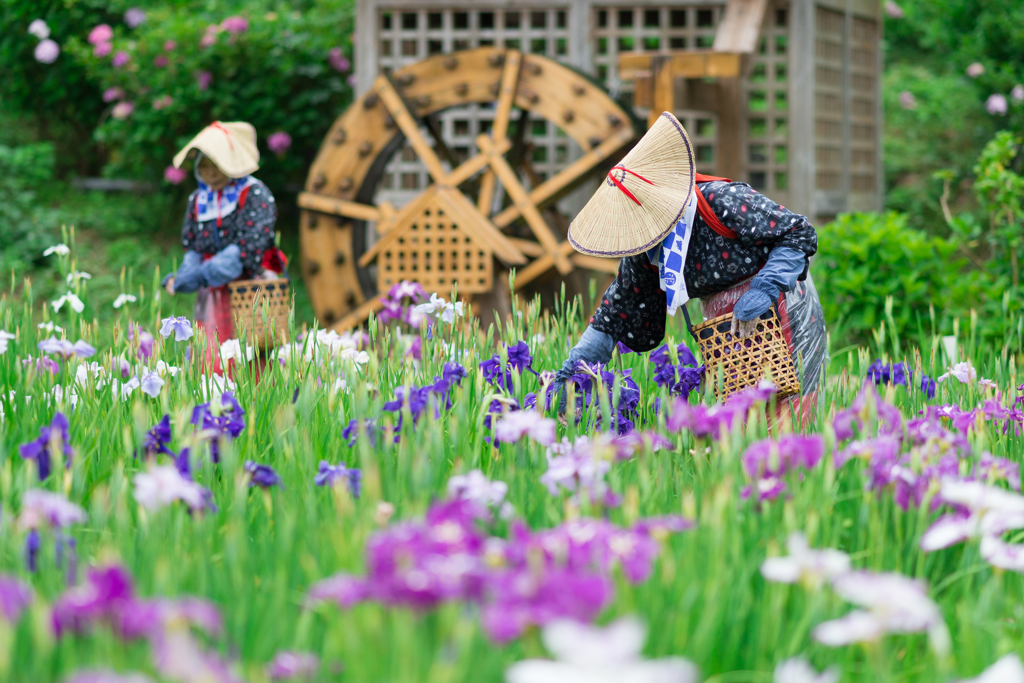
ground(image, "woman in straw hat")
xmin=163 ymin=121 xmax=287 ymax=372
xmin=555 ymin=112 xmax=827 ymax=426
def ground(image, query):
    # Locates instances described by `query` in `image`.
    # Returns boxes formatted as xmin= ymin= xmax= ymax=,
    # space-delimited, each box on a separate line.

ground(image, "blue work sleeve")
xmin=734 ymin=246 xmax=808 ymax=321
xmin=166 ymin=251 xmax=206 ymax=293
xmin=199 ymin=245 xmax=243 ymax=288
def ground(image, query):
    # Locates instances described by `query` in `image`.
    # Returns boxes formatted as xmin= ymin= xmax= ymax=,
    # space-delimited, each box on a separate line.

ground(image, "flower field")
xmin=2 ymin=245 xmax=1024 ymax=683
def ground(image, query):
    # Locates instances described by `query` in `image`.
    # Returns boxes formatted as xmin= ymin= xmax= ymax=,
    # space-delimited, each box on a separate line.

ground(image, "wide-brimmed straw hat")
xmin=568 ymin=112 xmax=695 ymax=257
xmin=172 ymin=121 xmax=260 ymax=178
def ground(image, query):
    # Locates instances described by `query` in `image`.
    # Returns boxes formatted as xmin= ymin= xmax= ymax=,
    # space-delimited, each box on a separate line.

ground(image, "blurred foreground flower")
xmin=774 ymin=657 xmax=838 ymax=683
xmin=63 ymin=671 xmax=155 ymax=683
xmin=18 ymin=489 xmax=87 ymax=529
xmin=0 ymin=330 xmax=15 ymax=354
xmin=0 ymin=576 xmax=33 ymax=623
xmin=267 ymin=651 xmax=320 ymax=680
xmin=44 ymin=243 xmax=70 ymax=257
xmin=494 ymin=410 xmax=556 ymax=446
xmin=415 ymin=293 xmax=464 ymax=325
xmin=448 ymin=469 xmax=512 ymax=518
xmin=954 ymin=654 xmax=1024 ymax=683
xmin=504 ymin=617 xmax=698 ymax=683
xmin=760 ymin=532 xmax=850 ymax=589
xmin=39 ymin=337 xmax=96 ymax=359
xmin=812 ymin=571 xmax=950 ymax=654
xmin=966 ymin=63 xmax=985 ymax=78
xmin=134 ymin=465 xmax=208 ymax=512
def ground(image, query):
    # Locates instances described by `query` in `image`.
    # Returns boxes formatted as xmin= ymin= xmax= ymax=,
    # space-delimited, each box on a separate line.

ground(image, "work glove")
xmin=731 ymin=277 xmax=778 ymax=339
xmin=550 ymin=326 xmax=615 ymax=413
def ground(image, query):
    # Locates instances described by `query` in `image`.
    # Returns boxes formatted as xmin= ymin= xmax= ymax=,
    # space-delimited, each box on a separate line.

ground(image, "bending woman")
xmin=556 ymin=112 xmax=828 ymax=427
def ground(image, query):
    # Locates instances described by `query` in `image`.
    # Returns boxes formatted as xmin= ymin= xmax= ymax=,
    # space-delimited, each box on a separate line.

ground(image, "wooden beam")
xmin=297 ymin=192 xmax=381 ymax=222
xmin=373 ymin=76 xmax=449 ymax=184
xmin=477 ymin=51 xmax=522 ymax=217
xmin=492 ymin=127 xmax=635 ymax=229
xmin=507 ymin=237 xmax=546 ymax=258
xmin=649 ymin=56 xmax=676 ymax=129
xmin=571 ymin=253 xmax=621 ymax=274
xmin=445 ymin=138 xmax=511 ymax=187
xmin=477 ymin=134 xmax=573 ymax=276
xmin=713 ymin=0 xmax=770 ymax=54
xmin=332 ymin=296 xmax=385 ymax=333
xmin=513 ymin=241 xmax=576 ymax=286
xmin=618 ymin=51 xmax=742 ymax=82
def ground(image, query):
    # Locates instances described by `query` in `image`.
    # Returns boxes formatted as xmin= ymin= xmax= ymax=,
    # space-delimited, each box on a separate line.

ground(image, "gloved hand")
xmin=731 ymin=277 xmax=778 ymax=338
xmin=549 ymin=326 xmax=615 ymax=412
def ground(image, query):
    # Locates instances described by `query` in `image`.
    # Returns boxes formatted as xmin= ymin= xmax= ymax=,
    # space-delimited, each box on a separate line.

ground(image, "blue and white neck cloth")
xmin=193 ymin=154 xmax=256 ymax=225
xmin=647 ymin=192 xmax=698 ymax=316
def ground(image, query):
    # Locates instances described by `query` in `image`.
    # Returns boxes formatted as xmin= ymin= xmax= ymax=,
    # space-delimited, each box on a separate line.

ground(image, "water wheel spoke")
xmin=477 ymin=50 xmax=521 ymax=216
xmin=477 ymin=134 xmax=573 ymax=276
xmin=374 ymin=76 xmax=448 ymax=184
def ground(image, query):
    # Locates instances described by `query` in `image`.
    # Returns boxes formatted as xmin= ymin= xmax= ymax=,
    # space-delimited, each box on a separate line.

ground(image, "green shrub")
xmin=0 ymin=142 xmax=61 ymax=274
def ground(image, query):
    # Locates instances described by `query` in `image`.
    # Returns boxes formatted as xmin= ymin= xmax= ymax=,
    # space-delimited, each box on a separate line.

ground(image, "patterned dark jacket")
xmin=181 ymin=179 xmax=278 ymax=280
xmin=590 ymin=180 xmax=817 ymax=352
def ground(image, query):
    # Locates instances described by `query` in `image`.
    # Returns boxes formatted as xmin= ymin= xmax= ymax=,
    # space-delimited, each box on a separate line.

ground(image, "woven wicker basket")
xmin=227 ymin=278 xmax=290 ymax=349
xmin=691 ymin=307 xmax=801 ymax=401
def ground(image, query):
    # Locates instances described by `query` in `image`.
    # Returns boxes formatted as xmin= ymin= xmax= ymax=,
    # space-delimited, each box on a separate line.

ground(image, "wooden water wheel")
xmin=298 ymin=47 xmax=638 ymax=331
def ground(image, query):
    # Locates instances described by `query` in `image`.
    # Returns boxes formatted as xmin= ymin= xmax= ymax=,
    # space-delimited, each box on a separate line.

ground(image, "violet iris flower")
xmin=741 ymin=434 xmax=825 ymax=502
xmin=38 ymin=337 xmax=97 ymax=360
xmin=0 ymin=576 xmax=33 ymax=622
xmin=19 ymin=411 xmax=74 ymax=480
xmin=159 ymin=316 xmax=194 ymax=342
xmin=52 ymin=564 xmax=136 ymax=637
xmin=833 ymin=382 xmax=902 ymax=441
xmin=191 ymin=392 xmax=246 ymax=462
xmin=144 ymin=415 xmax=174 ymax=458
xmin=267 ymin=651 xmax=320 ymax=680
xmin=24 ymin=530 xmax=40 ymax=573
xmin=342 ymin=418 xmax=378 ymax=447
xmin=866 ymin=360 xmax=912 ymax=387
xmin=314 ymin=461 xmax=362 ymax=497
xmin=245 ymin=461 xmax=283 ymax=489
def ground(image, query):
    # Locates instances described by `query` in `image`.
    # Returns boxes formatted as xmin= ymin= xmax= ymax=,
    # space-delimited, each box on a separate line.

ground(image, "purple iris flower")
xmin=137 ymin=331 xmax=154 ymax=360
xmin=144 ymin=415 xmax=174 ymax=458
xmin=505 ymin=341 xmax=533 ymax=372
xmin=478 ymin=357 xmax=512 ymax=391
xmin=741 ymin=435 xmax=825 ymax=502
xmin=191 ymin=392 xmax=246 ymax=462
xmin=158 ymin=316 xmax=194 ymax=342
xmin=24 ymin=530 xmax=40 ymax=573
xmin=314 ymin=461 xmax=362 ymax=497
xmin=0 ymin=576 xmax=33 ymax=622
xmin=377 ymin=297 xmax=406 ymax=324
xmin=867 ymin=360 xmax=912 ymax=387
xmin=52 ymin=564 xmax=136 ymax=637
xmin=38 ymin=337 xmax=97 ymax=359
xmin=920 ymin=374 xmax=937 ymax=399
xmin=245 ymin=461 xmax=283 ymax=489
xmin=19 ymin=411 xmax=74 ymax=480
xmin=267 ymin=651 xmax=320 ymax=680
xmin=616 ymin=341 xmax=632 ymax=355
xmin=342 ymin=419 xmax=378 ymax=447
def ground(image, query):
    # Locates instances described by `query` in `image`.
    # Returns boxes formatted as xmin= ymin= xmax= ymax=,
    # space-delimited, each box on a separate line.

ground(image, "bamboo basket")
xmin=690 ymin=307 xmax=801 ymax=401
xmin=227 ymin=278 xmax=290 ymax=349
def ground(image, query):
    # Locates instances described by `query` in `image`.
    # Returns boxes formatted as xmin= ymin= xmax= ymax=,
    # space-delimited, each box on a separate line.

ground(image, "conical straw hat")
xmin=172 ymin=121 xmax=260 ymax=178
xmin=568 ymin=112 xmax=695 ymax=257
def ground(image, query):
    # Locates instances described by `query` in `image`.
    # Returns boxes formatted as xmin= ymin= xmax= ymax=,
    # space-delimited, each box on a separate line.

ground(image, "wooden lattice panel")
xmin=743 ymin=1 xmax=790 ymax=204
xmin=848 ymin=15 xmax=878 ymax=207
xmin=377 ymin=193 xmax=493 ymax=295
xmin=814 ymin=5 xmax=844 ymax=198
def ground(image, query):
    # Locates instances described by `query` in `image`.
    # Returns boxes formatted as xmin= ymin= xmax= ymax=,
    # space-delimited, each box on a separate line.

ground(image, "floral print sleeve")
xmin=702 ymin=180 xmax=817 ymax=258
xmin=588 ymin=254 xmax=667 ymax=353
